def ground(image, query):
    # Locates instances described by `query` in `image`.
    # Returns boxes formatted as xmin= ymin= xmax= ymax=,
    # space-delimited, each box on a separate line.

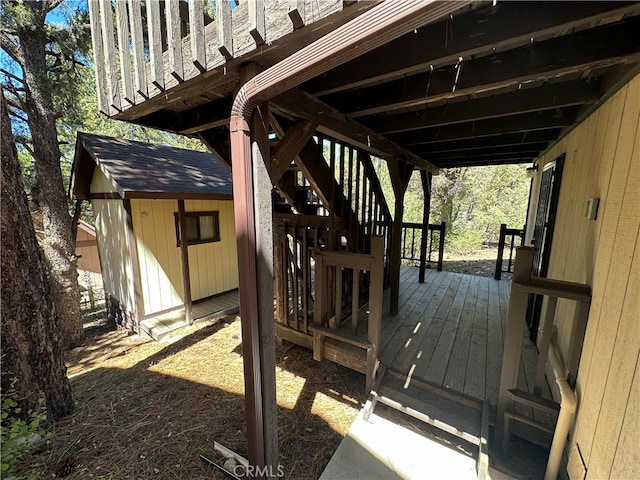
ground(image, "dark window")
xmin=175 ymin=211 xmax=220 ymax=246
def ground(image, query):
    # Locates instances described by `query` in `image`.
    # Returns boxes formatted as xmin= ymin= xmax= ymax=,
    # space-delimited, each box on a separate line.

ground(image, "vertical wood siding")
xmin=533 ymin=74 xmax=639 ymax=478
xmin=184 ymin=199 xmax=239 ymax=300
xmin=75 ymin=225 xmax=102 ymax=288
xmin=128 ymin=198 xmax=238 ymax=315
xmin=131 ymin=199 xmax=184 ymax=315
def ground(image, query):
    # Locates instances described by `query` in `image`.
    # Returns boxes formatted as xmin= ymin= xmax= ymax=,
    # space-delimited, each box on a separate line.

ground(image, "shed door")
xmin=527 ymin=154 xmax=565 ymax=341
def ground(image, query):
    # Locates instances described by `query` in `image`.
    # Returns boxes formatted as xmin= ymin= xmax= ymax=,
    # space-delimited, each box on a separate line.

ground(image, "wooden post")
xmin=437 ymin=221 xmax=446 ymax=272
xmin=388 ymin=160 xmax=413 ymax=314
xmin=534 ymin=295 xmax=557 ymax=395
xmin=367 ymin=236 xmax=384 ymax=391
xmin=177 ymin=200 xmax=193 ymax=325
xmin=495 ymin=223 xmax=507 ymax=280
xmin=250 ymin=104 xmax=278 ymax=470
xmin=496 ymin=246 xmax=535 ymax=449
xmin=419 ymin=171 xmax=432 ymax=283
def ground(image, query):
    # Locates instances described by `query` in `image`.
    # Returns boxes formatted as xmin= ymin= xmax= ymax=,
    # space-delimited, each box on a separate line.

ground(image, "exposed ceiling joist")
xmin=412 ymin=131 xmax=560 ymax=155
xmin=367 ymin=80 xmax=599 ymax=134
xmin=413 ymin=142 xmax=549 ymax=159
xmin=436 ymin=157 xmax=535 ymax=168
xmin=304 ymin=2 xmax=640 ymax=95
xmin=323 ymin=17 xmax=640 ymax=117
xmin=389 ymin=110 xmax=575 ymax=146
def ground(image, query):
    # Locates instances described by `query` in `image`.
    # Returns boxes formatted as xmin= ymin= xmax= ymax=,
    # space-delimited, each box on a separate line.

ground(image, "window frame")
xmin=174 ymin=210 xmax=221 ymax=247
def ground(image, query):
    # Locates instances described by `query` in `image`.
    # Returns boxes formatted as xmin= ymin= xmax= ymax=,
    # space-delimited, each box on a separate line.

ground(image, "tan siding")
xmin=92 ymin=199 xmax=134 ymax=310
xmin=531 ymin=75 xmax=639 ymax=478
xmin=184 ymin=199 xmax=238 ymax=300
xmin=89 ymin=166 xmax=117 ymax=193
xmin=130 ymin=199 xmax=183 ymax=315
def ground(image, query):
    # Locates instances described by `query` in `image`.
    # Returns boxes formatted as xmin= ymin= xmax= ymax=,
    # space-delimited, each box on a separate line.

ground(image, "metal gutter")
xmin=228 ymin=0 xmax=476 ymax=474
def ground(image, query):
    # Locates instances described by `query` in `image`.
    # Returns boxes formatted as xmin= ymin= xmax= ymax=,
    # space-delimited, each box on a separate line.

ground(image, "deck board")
xmin=381 ymin=267 xmax=550 ymax=407
xmin=140 ymin=289 xmax=239 ymax=340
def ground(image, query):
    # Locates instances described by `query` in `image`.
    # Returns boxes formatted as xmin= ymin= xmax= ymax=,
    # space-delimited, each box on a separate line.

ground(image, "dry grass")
xmin=18 ymin=315 xmax=366 ymax=479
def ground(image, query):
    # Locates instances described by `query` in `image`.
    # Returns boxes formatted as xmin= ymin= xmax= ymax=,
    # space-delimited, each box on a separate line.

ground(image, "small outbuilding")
xmin=70 ymin=133 xmax=239 ymax=338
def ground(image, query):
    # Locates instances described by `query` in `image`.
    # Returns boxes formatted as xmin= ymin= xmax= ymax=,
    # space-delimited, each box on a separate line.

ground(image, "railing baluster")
xmin=334 ymin=267 xmax=342 ymax=329
xmin=249 ymin=0 xmax=266 ymax=45
xmin=128 ymin=0 xmax=148 ymax=99
xmin=115 ymin=0 xmax=134 ymax=105
xmin=189 ymin=0 xmax=207 ymax=72
xmin=351 ymin=270 xmax=359 ymax=334
xmin=87 ymin=0 xmax=108 ymax=114
xmin=217 ymin=0 xmax=233 ymax=60
xmin=99 ymin=0 xmax=121 ymax=111
xmin=288 ymin=0 xmax=305 ymax=29
xmin=147 ymin=0 xmax=164 ymax=89
xmin=166 ymin=0 xmax=184 ymax=81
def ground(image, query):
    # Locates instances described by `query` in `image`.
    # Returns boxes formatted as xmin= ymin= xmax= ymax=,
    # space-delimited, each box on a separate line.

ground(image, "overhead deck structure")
xmin=88 ymin=1 xmax=640 ymax=478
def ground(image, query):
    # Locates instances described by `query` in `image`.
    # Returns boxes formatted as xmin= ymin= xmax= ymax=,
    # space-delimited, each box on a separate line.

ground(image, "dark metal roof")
xmin=72 ymin=132 xmax=233 ymax=200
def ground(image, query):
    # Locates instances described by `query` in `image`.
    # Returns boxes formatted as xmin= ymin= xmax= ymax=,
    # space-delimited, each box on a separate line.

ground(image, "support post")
xmin=367 ymin=236 xmax=384 ymax=391
xmin=495 ymin=223 xmax=507 ymax=280
xmin=419 ymin=171 xmax=432 ymax=283
xmin=496 ymin=246 xmax=535 ymax=449
xmin=177 ymin=200 xmax=193 ymax=325
xmin=388 ymin=160 xmax=413 ymax=314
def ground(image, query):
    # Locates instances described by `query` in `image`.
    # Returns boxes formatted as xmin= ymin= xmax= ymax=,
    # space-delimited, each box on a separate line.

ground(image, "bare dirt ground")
xmin=18 ymin=247 xmax=510 ymax=480
xmin=440 ymin=244 xmax=513 ymax=280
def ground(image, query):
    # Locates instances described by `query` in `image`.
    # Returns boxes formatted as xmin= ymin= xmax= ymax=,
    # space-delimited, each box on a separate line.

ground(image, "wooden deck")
xmin=140 ymin=290 xmax=239 ymax=340
xmin=379 ymin=266 xmax=547 ymax=408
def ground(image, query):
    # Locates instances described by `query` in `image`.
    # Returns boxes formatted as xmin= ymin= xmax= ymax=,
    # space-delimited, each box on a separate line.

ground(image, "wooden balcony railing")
xmin=401 ymin=221 xmax=446 ymax=272
xmin=311 ymin=236 xmax=385 ymax=391
xmin=494 ymin=223 xmax=524 ymax=280
xmin=87 ymin=0 xmax=346 ymax=116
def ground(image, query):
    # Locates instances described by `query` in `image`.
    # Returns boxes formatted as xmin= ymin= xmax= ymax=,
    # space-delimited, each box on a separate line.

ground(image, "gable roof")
xmin=71 ymin=132 xmax=233 ymax=200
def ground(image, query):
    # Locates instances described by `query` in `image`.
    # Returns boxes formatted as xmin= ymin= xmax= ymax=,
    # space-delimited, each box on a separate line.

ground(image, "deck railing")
xmin=494 ymin=223 xmax=524 ymax=280
xmin=401 ymin=221 xmax=446 ymax=272
xmin=87 ymin=0 xmax=346 ymax=116
xmin=496 ymin=246 xmax=591 ymax=479
xmin=311 ymin=236 xmax=385 ymax=391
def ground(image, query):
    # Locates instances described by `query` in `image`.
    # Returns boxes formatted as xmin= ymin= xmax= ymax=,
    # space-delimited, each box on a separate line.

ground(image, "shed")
xmin=70 ymin=133 xmax=239 ymax=337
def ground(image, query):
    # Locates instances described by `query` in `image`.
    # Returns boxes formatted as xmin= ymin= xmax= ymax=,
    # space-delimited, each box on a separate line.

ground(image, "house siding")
xmin=129 ymin=198 xmax=238 ymax=316
xmin=184 ymin=199 xmax=239 ymax=300
xmin=532 ymin=75 xmax=639 ymax=478
xmin=130 ymin=199 xmax=184 ymax=315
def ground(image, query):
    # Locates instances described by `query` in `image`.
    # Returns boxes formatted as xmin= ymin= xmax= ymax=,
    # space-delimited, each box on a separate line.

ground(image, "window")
xmin=175 ymin=211 xmax=220 ymax=246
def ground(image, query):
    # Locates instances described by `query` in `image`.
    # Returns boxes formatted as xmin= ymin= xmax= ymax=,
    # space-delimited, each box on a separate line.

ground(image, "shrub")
xmin=1 ymin=378 xmax=48 ymax=480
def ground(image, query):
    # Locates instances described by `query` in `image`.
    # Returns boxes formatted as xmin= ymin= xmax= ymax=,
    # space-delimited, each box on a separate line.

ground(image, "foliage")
xmin=0 ymin=378 xmax=48 ymax=480
xmin=374 ymin=161 xmax=531 ymax=253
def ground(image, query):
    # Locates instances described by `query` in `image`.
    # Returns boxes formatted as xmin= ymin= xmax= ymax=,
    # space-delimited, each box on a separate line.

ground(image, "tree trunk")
xmin=17 ymin=4 xmax=82 ymax=347
xmin=1 ymin=88 xmax=74 ymax=422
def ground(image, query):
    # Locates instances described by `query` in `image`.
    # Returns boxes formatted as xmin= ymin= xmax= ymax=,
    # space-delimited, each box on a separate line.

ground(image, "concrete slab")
xmin=320 ymin=410 xmax=478 ymax=480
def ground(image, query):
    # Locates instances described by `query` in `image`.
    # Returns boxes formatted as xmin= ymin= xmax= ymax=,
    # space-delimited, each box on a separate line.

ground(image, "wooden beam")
xmin=412 ymin=130 xmax=559 ymax=155
xmin=305 ymin=1 xmax=640 ymax=95
xmin=177 ymin=200 xmax=193 ymax=325
xmin=197 ymin=129 xmax=232 ymax=170
xmin=388 ymin=110 xmax=575 ymax=146
xmin=136 ymin=98 xmax=232 ymax=135
xmin=270 ymin=119 xmax=318 ymax=183
xmin=128 ymin=0 xmax=148 ymax=99
xmin=426 ymin=150 xmax=541 ymax=165
xmin=413 ymin=142 xmax=550 ymax=158
xmin=434 ymin=156 xmax=537 ymax=168
xmin=146 ymin=0 xmax=164 ymax=89
xmin=114 ymin=0 xmax=134 ymax=105
xmin=166 ymin=0 xmax=184 ymax=81
xmin=271 ymin=88 xmax=438 ymax=173
xmin=323 ymin=16 xmax=640 ymax=117
xmin=188 ymin=0 xmax=207 ymax=72
xmin=217 ymin=0 xmax=233 ymax=60
xmin=368 ymin=81 xmax=600 ymax=134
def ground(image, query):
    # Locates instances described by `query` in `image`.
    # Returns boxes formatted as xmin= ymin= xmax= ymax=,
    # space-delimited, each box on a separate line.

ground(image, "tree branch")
xmin=0 ymin=68 xmax=24 ymax=85
xmin=0 ymin=32 xmax=23 ymax=65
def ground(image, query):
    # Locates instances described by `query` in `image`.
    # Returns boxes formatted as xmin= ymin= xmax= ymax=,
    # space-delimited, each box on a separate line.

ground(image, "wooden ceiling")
xmin=133 ymin=1 xmax=640 ymax=170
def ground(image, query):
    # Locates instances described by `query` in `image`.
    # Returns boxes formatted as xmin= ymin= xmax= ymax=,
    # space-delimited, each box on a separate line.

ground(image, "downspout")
xmin=545 ymin=330 xmax=578 ymax=480
xmin=228 ymin=0 xmax=476 ymax=471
